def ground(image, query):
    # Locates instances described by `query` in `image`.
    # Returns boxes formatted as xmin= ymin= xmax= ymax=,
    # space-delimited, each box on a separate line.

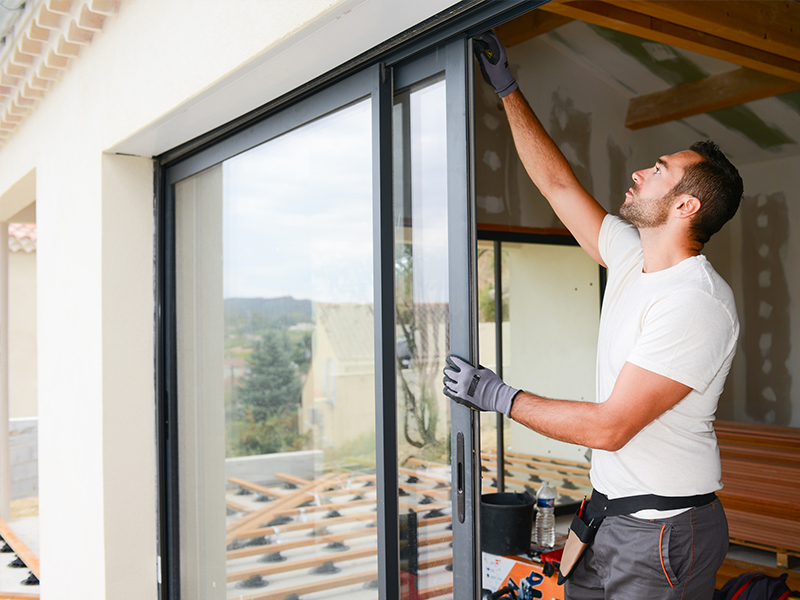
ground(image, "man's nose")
xmin=632 ymin=170 xmax=643 ymax=184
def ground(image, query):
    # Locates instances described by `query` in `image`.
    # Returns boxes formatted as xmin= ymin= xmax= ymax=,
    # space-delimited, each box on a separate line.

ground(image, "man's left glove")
xmin=443 ymin=354 xmax=520 ymax=417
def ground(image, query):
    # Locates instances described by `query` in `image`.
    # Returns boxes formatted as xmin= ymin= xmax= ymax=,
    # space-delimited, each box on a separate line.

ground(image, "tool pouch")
xmin=557 ymin=503 xmax=603 ymax=585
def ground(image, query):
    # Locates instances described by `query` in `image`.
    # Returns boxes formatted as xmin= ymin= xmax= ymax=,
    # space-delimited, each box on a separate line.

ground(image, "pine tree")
xmin=237 ymin=330 xmax=302 ymax=422
xmin=230 ymin=329 xmax=307 ymax=456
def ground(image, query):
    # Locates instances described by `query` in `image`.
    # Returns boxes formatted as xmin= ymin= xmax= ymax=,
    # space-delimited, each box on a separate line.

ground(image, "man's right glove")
xmin=443 ymin=354 xmax=520 ymax=417
xmin=473 ymin=31 xmax=518 ymax=98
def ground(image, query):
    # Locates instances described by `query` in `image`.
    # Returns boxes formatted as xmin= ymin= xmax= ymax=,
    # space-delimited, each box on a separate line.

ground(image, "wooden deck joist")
xmin=232 ymin=541 xmax=454 ymax=600
xmin=228 ymin=530 xmax=453 ymax=583
xmin=480 ymin=454 xmax=593 ymax=487
xmin=0 ymin=517 xmax=39 ymax=579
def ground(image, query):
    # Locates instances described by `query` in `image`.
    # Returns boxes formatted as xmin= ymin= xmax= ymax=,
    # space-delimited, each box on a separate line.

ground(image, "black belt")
xmin=590 ymin=489 xmax=718 ymax=517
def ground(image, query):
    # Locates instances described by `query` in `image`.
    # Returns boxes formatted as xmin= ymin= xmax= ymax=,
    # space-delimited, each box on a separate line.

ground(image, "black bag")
xmin=713 ymin=572 xmax=800 ymax=600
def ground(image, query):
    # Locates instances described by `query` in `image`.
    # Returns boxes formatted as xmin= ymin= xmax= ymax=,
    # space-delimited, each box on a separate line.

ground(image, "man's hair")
xmin=670 ymin=140 xmax=743 ymax=246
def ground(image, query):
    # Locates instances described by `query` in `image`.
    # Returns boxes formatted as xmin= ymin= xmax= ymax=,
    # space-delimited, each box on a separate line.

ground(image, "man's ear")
xmin=673 ymin=194 xmax=701 ymax=219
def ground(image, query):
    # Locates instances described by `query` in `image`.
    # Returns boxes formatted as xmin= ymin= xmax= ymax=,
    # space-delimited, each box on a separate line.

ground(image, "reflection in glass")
xmin=394 ymin=77 xmax=454 ymax=600
xmin=476 ymin=240 xmax=510 ymax=488
xmin=176 ymin=99 xmax=381 ymax=599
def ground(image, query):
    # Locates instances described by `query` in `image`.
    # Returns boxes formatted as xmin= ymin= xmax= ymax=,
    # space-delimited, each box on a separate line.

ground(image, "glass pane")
xmin=393 ymin=77 xmax=453 ymax=600
xmin=476 ymin=240 xmax=510 ymax=491
xmin=175 ymin=99 xmax=379 ymax=599
xmin=483 ymin=242 xmax=597 ymax=510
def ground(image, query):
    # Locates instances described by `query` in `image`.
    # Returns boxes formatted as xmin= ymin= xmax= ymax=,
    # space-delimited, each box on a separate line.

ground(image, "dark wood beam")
xmin=617 ymin=1 xmax=800 ymax=63
xmin=495 ymin=10 xmax=573 ymax=46
xmin=539 ymin=1 xmax=800 ymax=83
xmin=626 ymin=67 xmax=800 ymax=130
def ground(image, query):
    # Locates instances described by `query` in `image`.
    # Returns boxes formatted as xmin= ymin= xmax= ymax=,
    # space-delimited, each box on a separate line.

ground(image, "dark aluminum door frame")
xmin=392 ymin=36 xmax=481 ymax=599
xmin=445 ymin=36 xmax=482 ymax=600
xmin=373 ymin=61 xmax=400 ymax=600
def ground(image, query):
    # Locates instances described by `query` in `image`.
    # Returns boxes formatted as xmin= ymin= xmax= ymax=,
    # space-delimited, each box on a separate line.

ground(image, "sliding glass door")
xmin=161 ymin=36 xmax=480 ymax=600
xmin=170 ymin=75 xmax=379 ymax=600
xmin=392 ymin=40 xmax=479 ymax=600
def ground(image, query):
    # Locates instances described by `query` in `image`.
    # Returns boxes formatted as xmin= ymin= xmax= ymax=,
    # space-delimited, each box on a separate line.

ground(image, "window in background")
xmin=477 ymin=235 xmax=600 ymax=512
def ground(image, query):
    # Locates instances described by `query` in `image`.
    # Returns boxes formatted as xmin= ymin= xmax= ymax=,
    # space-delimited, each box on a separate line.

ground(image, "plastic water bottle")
xmin=534 ymin=481 xmax=556 ymax=548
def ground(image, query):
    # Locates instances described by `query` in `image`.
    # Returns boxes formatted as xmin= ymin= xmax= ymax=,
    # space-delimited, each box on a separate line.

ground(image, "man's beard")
xmin=619 ymin=187 xmax=674 ymax=229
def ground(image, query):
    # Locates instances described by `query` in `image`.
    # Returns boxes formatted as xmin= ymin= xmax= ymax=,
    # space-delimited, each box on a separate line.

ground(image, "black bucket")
xmin=480 ymin=492 xmax=535 ymax=556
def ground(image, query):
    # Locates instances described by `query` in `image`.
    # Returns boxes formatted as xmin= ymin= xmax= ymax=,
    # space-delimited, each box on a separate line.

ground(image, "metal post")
xmin=494 ymin=240 xmax=505 ymax=493
xmin=373 ymin=62 xmax=400 ymax=600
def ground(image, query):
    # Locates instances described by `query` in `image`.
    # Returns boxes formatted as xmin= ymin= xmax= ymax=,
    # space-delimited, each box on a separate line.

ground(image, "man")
xmin=443 ymin=32 xmax=743 ymax=600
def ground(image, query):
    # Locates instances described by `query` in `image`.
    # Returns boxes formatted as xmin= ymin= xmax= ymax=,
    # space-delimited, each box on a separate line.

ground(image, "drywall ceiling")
xmin=496 ymin=1 xmax=800 ymax=167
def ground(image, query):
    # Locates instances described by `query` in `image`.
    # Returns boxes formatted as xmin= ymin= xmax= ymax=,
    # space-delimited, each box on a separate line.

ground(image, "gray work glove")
xmin=473 ymin=31 xmax=518 ymax=98
xmin=443 ymin=354 xmax=520 ymax=417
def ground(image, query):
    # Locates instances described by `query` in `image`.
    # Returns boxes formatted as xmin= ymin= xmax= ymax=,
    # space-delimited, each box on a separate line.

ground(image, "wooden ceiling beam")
xmin=625 ymin=67 xmax=800 ymax=130
xmin=495 ymin=11 xmax=573 ymax=47
xmin=616 ymin=1 xmax=800 ymax=63
xmin=539 ymin=1 xmax=800 ymax=83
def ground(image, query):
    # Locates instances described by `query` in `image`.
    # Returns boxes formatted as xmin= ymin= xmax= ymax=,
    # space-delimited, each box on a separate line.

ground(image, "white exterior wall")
xmin=9 ymin=417 xmax=38 ymax=500
xmin=9 ymin=249 xmax=37 ymax=419
xmin=0 ymin=0 xmax=462 ymax=598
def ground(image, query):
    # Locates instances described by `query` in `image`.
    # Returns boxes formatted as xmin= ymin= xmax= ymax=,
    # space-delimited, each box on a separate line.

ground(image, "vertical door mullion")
xmin=156 ymin=169 xmax=180 ymax=600
xmin=446 ymin=36 xmax=481 ymax=600
xmin=495 ymin=241 xmax=505 ymax=493
xmin=373 ymin=62 xmax=400 ymax=600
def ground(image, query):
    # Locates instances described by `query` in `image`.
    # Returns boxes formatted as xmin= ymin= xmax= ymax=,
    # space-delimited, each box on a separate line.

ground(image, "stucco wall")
xmin=8 ymin=249 xmax=37 ymax=419
xmin=9 ymin=418 xmax=37 ymax=500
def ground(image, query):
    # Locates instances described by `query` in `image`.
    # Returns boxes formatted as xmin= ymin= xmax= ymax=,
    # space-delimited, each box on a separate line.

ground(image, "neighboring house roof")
xmin=224 ymin=356 xmax=248 ymax=369
xmin=8 ymin=222 xmax=36 ymax=253
xmin=315 ymin=303 xmax=375 ymax=363
xmin=314 ymin=302 xmax=450 ymax=364
xmin=0 ymin=0 xmax=119 ymax=149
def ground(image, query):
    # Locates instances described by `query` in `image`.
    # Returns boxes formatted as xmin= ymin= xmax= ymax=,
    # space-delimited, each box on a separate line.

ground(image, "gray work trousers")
xmin=565 ymin=499 xmax=728 ymax=600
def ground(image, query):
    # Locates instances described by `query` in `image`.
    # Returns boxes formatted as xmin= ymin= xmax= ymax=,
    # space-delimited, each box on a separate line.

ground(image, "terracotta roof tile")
xmin=8 ymin=222 xmax=36 ymax=253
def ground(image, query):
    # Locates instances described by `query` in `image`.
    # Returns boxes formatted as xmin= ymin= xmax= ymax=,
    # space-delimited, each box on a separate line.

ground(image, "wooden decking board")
xmin=225 ymin=467 xmax=457 ymax=597
xmin=716 ymin=557 xmax=800 ymax=591
xmin=480 ymin=455 xmax=593 ymax=486
xmin=227 ymin=524 xmax=378 ymax=561
xmin=716 ymin=421 xmax=800 ymax=559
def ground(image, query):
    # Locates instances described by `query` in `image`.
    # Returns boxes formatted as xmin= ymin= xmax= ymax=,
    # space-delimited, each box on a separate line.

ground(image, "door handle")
xmin=456 ymin=431 xmax=465 ymax=523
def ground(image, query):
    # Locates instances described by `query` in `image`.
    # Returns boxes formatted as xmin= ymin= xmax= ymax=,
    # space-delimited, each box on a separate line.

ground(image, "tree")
xmin=237 ymin=330 xmax=302 ymax=421
xmin=230 ymin=329 xmax=308 ymax=455
xmin=395 ymin=243 xmax=444 ymax=451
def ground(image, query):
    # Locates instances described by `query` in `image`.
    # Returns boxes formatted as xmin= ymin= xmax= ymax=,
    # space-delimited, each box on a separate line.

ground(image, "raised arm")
xmin=501 ymin=90 xmax=608 ymax=265
xmin=474 ymin=32 xmax=608 ymax=265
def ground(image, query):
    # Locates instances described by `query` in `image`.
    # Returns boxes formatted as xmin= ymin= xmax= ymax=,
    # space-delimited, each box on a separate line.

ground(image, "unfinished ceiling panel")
xmin=497 ymin=0 xmax=800 ymax=166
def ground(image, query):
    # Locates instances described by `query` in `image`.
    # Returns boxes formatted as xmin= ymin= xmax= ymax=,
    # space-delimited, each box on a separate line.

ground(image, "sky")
xmin=223 ymin=99 xmax=374 ymax=304
xmin=221 ymin=78 xmax=450 ymax=305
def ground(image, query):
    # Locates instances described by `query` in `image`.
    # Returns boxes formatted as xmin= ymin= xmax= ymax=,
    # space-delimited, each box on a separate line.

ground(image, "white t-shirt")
xmin=590 ymin=215 xmax=739 ymax=515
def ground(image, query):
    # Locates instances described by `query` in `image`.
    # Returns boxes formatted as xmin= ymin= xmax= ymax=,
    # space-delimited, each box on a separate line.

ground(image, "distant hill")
xmin=224 ymin=296 xmax=312 ymax=324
